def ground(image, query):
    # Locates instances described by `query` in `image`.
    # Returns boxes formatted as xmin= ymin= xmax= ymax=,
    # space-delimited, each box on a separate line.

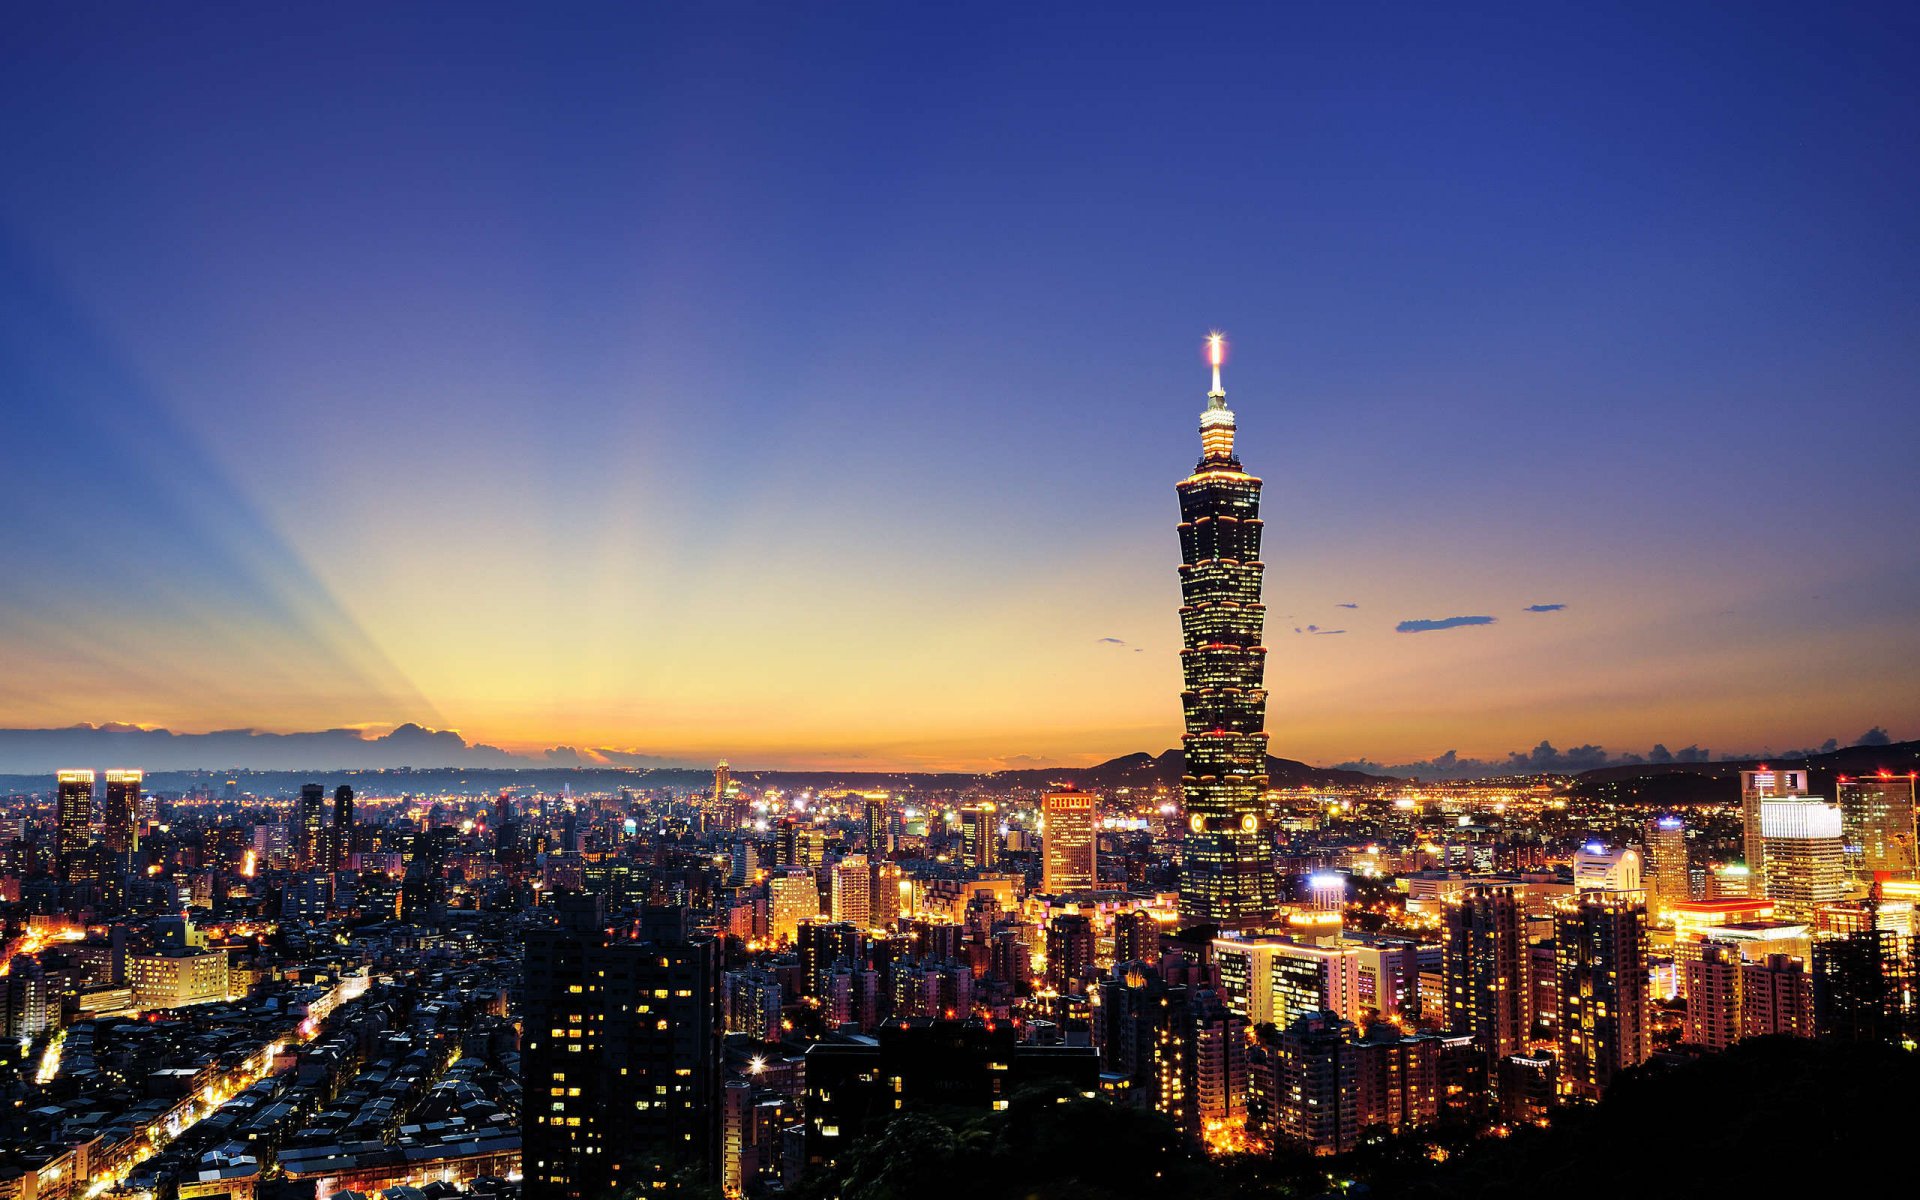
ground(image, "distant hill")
xmin=0 ymin=749 xmax=1391 ymax=799
xmin=989 ymin=749 xmax=1390 ymax=791
xmin=1571 ymin=738 xmax=1920 ymax=806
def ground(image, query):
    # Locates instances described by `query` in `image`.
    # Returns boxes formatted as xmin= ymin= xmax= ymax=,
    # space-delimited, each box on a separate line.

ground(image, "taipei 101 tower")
xmin=1175 ymin=334 xmax=1279 ymax=928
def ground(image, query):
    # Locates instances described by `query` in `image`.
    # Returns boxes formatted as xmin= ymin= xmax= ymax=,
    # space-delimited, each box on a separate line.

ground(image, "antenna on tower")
xmin=1207 ymin=332 xmax=1226 ymax=398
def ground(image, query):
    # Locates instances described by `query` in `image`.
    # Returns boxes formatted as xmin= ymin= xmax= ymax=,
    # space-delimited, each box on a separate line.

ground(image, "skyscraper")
xmin=1741 ymin=766 xmax=1810 ymax=872
xmin=102 ymin=769 xmax=142 ymax=867
xmin=1838 ymin=773 xmax=1918 ymax=882
xmin=55 ymin=769 xmax=94 ymax=883
xmin=295 ymin=782 xmax=327 ymax=870
xmin=959 ymin=805 xmax=998 ymax=870
xmin=1176 ymin=334 xmax=1277 ymax=928
xmin=863 ymin=793 xmax=892 ymax=856
xmin=1759 ymin=798 xmax=1846 ymax=920
xmin=332 ymin=784 xmax=355 ymax=870
xmin=1554 ymin=890 xmax=1650 ymax=1099
xmin=1041 ymin=788 xmax=1098 ymax=894
xmin=1643 ymin=816 xmax=1689 ymax=911
xmin=1441 ymin=884 xmax=1529 ymax=1065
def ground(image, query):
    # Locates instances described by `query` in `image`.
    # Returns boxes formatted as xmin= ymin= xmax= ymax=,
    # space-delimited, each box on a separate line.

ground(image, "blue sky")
xmin=2 ymin=2 xmax=1915 ymax=768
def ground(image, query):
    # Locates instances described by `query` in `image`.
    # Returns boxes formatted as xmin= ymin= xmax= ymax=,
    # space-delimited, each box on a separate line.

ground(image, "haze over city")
xmin=4 ymin=3 xmax=1915 ymax=772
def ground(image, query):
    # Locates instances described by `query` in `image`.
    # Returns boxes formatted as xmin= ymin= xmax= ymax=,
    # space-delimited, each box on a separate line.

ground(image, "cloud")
xmin=1856 ymin=726 xmax=1893 ymax=747
xmin=1336 ymin=603 xmax=1359 ymax=609
xmin=1334 ymin=738 xmax=1716 ymax=780
xmin=1523 ymin=603 xmax=1567 ymax=613
xmin=1095 ymin=636 xmax=1127 ymax=646
xmin=1395 ymin=615 xmax=1497 ymax=633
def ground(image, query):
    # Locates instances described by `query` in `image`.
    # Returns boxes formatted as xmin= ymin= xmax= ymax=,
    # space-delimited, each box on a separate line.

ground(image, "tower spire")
xmin=1207 ymin=332 xmax=1225 ymax=399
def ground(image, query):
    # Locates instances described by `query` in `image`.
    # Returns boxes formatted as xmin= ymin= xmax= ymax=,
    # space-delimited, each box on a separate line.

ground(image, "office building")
xmin=521 ymin=912 xmax=721 ymax=1199
xmin=862 ymin=793 xmax=892 ymax=855
xmin=1307 ymin=872 xmax=1346 ymax=913
xmin=1572 ymin=843 xmax=1642 ymax=893
xmin=1175 ymin=336 xmax=1278 ymax=928
xmin=55 ymin=769 xmax=94 ymax=882
xmin=1838 ymin=773 xmax=1918 ymax=882
xmin=102 ymin=769 xmax=142 ymax=867
xmin=1441 ymin=884 xmax=1529 ymax=1063
xmin=1041 ymin=788 xmax=1098 ymax=894
xmin=295 ymin=782 xmax=328 ymax=870
xmin=332 ymin=784 xmax=355 ymax=870
xmin=1554 ymin=891 xmax=1650 ymax=1099
xmin=959 ymin=805 xmax=999 ymax=870
xmin=1643 ymin=816 xmax=1689 ymax=911
xmin=1741 ymin=766 xmax=1810 ymax=872
xmin=1759 ymin=799 xmax=1846 ymax=920
xmin=768 ymin=869 xmax=820 ymax=945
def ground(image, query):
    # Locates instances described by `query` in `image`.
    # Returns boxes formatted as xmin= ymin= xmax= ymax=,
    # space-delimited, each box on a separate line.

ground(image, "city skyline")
xmin=4 ymin=4 xmax=1916 ymax=772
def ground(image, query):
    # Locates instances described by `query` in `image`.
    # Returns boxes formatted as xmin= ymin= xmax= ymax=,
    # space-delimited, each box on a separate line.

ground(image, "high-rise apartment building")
xmin=55 ymin=769 xmax=94 ymax=882
xmin=1838 ymin=773 xmax=1918 ymax=882
xmin=1441 ymin=884 xmax=1529 ymax=1064
xmin=102 ymin=769 xmax=142 ymax=867
xmin=1045 ymin=912 xmax=1096 ymax=994
xmin=1759 ymin=799 xmax=1846 ymax=920
xmin=1041 ymin=788 xmax=1098 ymax=894
xmin=1684 ymin=943 xmax=1740 ymax=1050
xmin=1176 ymin=335 xmax=1277 ymax=928
xmin=1554 ymin=891 xmax=1650 ymax=1099
xmin=521 ymin=913 xmax=720 ymax=1199
xmin=1741 ymin=766 xmax=1810 ymax=871
xmin=830 ymin=855 xmax=872 ymax=928
xmin=1741 ymin=953 xmax=1815 ymax=1039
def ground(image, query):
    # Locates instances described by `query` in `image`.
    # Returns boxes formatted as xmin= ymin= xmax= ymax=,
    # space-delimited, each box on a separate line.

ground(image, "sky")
xmin=2 ymin=2 xmax=1916 ymax=772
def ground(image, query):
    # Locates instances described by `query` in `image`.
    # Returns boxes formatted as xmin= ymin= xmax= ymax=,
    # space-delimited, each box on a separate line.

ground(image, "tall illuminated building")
xmin=295 ymin=782 xmax=327 ymax=869
xmin=55 ymin=769 xmax=94 ymax=883
xmin=1642 ymin=816 xmax=1689 ymax=911
xmin=1741 ymin=766 xmax=1809 ymax=871
xmin=1441 ymin=884 xmax=1529 ymax=1064
xmin=103 ymin=769 xmax=143 ymax=867
xmin=863 ymin=793 xmax=892 ymax=855
xmin=1759 ymin=799 xmax=1846 ymax=920
xmin=1175 ymin=333 xmax=1277 ymax=928
xmin=959 ymin=805 xmax=998 ymax=870
xmin=332 ymin=784 xmax=355 ymax=870
xmin=1554 ymin=890 xmax=1649 ymax=1099
xmin=830 ymin=854 xmax=872 ymax=928
xmin=1838 ymin=773 xmax=1918 ymax=882
xmin=1041 ymin=788 xmax=1098 ymax=894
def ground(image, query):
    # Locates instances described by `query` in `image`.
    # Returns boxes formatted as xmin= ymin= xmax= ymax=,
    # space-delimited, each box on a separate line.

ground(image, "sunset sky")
xmin=2 ymin=3 xmax=1916 ymax=770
